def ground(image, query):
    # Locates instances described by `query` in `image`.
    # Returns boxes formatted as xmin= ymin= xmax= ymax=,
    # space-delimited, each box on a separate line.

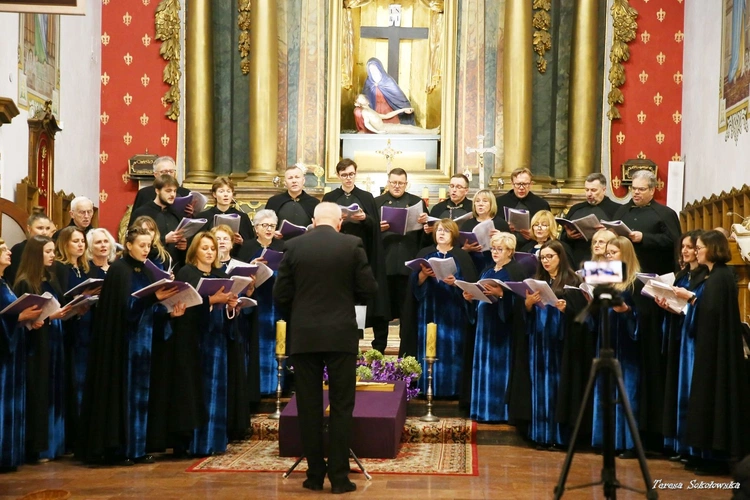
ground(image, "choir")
xmin=1 ymin=166 xmax=748 ymax=479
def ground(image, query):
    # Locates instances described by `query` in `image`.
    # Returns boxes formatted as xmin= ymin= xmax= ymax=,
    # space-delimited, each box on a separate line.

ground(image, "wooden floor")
xmin=0 ymin=429 xmax=735 ymax=500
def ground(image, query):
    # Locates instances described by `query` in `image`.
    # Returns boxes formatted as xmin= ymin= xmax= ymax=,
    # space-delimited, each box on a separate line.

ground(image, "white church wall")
xmin=0 ymin=6 xmax=101 ymax=209
xmin=682 ymin=0 xmax=750 ymax=206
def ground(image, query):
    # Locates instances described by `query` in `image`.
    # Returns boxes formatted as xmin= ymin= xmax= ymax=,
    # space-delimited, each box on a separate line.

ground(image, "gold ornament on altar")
xmin=375 ymin=139 xmax=402 ymax=170
xmin=607 ymin=0 xmax=639 ymax=120
xmin=123 ymin=12 xmax=132 ymax=27
xmin=155 ymin=0 xmax=182 ymax=121
xmin=313 ymin=165 xmax=325 ymax=188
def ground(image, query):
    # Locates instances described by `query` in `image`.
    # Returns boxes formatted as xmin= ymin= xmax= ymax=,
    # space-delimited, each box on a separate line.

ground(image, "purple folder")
xmin=195 ymin=278 xmax=235 ymax=296
xmin=261 ymin=249 xmax=284 ymax=271
xmin=144 ymin=259 xmax=171 ymax=281
xmin=514 ymin=252 xmax=538 ymax=278
xmin=278 ymin=220 xmax=308 ymax=238
xmin=381 ymin=206 xmax=407 ymax=235
xmin=0 ymin=293 xmax=52 ymax=316
xmin=500 ymin=281 xmax=534 ymax=298
xmin=458 ymin=231 xmax=479 ymax=246
xmin=131 ymin=279 xmax=191 ymax=299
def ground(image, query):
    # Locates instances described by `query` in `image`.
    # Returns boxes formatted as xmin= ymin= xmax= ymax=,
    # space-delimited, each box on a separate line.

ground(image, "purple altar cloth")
xmin=278 ymin=380 xmax=407 ymax=458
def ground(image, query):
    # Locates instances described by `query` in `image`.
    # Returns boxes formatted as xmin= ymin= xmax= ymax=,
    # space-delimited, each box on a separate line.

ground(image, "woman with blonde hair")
xmin=86 ymin=228 xmax=117 ymax=276
xmin=460 ymin=189 xmax=510 ymax=274
xmin=521 ymin=210 xmax=574 ymax=264
xmin=132 ymin=215 xmax=172 ymax=272
xmin=591 ymin=236 xmax=641 ymax=458
xmin=589 ymin=229 xmax=616 ymax=263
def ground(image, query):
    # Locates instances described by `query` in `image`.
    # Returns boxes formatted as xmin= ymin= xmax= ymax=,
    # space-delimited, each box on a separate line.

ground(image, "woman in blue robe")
xmin=54 ymin=227 xmax=101 ymax=454
xmin=86 ymin=227 xmax=117 ymax=278
xmin=524 ymin=240 xmax=582 ymax=448
xmin=459 ymin=190 xmax=511 ymax=275
xmin=657 ymin=230 xmax=705 ymax=456
xmin=407 ymin=219 xmax=477 ymax=398
xmin=176 ymin=232 xmax=238 ymax=456
xmin=591 ymin=236 xmax=642 ymax=457
xmin=77 ymin=227 xmax=185 ymax=465
xmin=14 ymin=236 xmax=70 ymax=462
xmin=237 ymin=209 xmax=285 ymax=397
xmin=0 ymin=240 xmax=44 ymax=471
xmin=463 ymin=232 xmax=524 ymax=422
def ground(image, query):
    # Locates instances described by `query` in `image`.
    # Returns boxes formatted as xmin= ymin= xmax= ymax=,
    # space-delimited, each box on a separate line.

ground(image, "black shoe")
xmin=684 ymin=457 xmax=701 ymax=471
xmin=133 ymin=455 xmax=155 ymax=464
xmin=618 ymin=450 xmax=637 ymax=460
xmin=331 ymin=480 xmax=357 ymax=494
xmin=694 ymin=461 xmax=730 ymax=476
xmin=302 ymin=478 xmax=324 ymax=491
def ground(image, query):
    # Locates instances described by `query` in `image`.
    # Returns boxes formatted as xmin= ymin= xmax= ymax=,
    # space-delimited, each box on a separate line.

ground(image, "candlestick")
xmin=438 ymin=188 xmax=446 ymax=200
xmin=275 ymin=320 xmax=286 ymax=356
xmin=267 ymin=355 xmax=288 ymax=420
xmin=421 ymin=356 xmax=439 ymax=422
xmin=426 ymin=322 xmax=437 ymax=358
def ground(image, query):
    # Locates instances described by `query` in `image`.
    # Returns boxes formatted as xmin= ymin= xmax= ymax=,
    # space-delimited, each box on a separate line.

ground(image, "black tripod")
xmin=554 ymin=287 xmax=657 ymax=499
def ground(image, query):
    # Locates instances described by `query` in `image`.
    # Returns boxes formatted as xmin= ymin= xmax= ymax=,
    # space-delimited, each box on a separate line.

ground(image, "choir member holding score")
xmin=0 ymin=240 xmax=44 ymax=472
xmin=459 ymin=189 xmax=511 ymax=275
xmin=196 ymin=177 xmax=255 ymax=253
xmin=77 ymin=227 xmax=186 ymax=466
xmin=265 ymin=165 xmax=319 ymax=240
xmin=589 ymin=229 xmax=616 ymax=263
xmin=520 ymin=210 xmax=574 ymax=265
xmin=495 ymin=168 xmax=551 ymax=246
xmin=462 ymin=232 xmax=524 ymax=423
xmin=86 ymin=228 xmax=117 ymax=277
xmin=7 ymin=213 xmax=53 ymax=285
xmin=133 ymin=215 xmax=173 ymax=273
xmin=14 ymin=236 xmax=72 ymax=462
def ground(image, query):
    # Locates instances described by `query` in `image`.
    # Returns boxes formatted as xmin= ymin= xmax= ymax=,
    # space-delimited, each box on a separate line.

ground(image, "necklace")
xmin=72 ymin=266 xmax=81 ymax=278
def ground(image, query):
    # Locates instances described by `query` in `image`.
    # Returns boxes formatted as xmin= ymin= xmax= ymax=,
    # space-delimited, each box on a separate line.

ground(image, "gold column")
xmin=185 ymin=0 xmax=215 ymax=182
xmin=245 ymin=0 xmax=279 ymax=184
xmin=496 ymin=0 xmax=532 ymax=185
xmin=567 ymin=0 xmax=599 ymax=188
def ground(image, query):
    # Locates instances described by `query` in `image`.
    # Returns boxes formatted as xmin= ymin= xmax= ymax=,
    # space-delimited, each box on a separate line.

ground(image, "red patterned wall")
xmin=609 ymin=0 xmax=685 ymax=203
xmin=98 ymin=0 xmax=178 ymax=234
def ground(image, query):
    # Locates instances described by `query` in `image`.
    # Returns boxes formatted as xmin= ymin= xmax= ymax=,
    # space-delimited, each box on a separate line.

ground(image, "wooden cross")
xmin=465 ymin=135 xmax=497 ymax=190
xmin=376 ymin=139 xmax=402 ymax=170
xmin=360 ymin=4 xmax=428 ymax=83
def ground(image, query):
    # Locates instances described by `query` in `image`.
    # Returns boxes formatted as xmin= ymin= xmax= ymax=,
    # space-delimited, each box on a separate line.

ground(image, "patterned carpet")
xmin=187 ymin=415 xmax=478 ymax=476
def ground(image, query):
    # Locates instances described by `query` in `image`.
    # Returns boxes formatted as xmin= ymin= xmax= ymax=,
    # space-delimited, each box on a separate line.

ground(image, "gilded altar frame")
xmin=324 ymin=0 xmax=458 ymax=185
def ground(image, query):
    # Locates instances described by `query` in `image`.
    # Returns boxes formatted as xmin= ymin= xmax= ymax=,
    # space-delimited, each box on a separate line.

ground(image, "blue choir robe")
xmin=0 ymin=278 xmax=26 ymax=467
xmin=470 ymin=265 xmax=517 ymax=422
xmin=592 ymin=289 xmax=639 ymax=451
xmin=527 ymin=302 xmax=568 ymax=446
xmin=410 ymin=248 xmax=473 ymax=398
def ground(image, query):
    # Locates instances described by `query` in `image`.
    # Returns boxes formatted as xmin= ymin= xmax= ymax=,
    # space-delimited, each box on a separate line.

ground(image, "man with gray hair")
xmin=55 ymin=195 xmax=96 ymax=241
xmin=131 ymin=156 xmax=191 ymax=212
xmin=560 ymin=172 xmax=621 ymax=267
xmin=273 ymin=202 xmax=377 ymax=494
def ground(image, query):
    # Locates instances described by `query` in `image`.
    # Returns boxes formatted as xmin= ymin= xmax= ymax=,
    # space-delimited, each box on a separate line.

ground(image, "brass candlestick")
xmin=268 ymin=355 xmax=287 ymax=419
xmin=420 ymin=357 xmax=440 ymax=422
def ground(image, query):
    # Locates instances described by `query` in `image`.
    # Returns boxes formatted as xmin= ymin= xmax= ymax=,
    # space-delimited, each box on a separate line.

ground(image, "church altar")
xmin=340 ymin=133 xmax=441 ymax=172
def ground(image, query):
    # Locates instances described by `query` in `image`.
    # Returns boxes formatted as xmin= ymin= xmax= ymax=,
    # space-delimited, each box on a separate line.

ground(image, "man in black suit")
xmin=274 ymin=202 xmax=378 ymax=494
xmin=559 ymin=172 xmax=621 ymax=267
xmin=131 ymin=156 xmax=191 ymax=213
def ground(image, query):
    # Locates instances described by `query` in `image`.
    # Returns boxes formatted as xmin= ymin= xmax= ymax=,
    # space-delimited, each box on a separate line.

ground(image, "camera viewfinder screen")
xmin=582 ymin=260 xmax=624 ymax=284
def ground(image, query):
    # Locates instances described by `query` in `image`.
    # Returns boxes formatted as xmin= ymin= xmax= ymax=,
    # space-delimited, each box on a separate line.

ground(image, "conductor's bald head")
xmin=313 ymin=202 xmax=343 ymax=231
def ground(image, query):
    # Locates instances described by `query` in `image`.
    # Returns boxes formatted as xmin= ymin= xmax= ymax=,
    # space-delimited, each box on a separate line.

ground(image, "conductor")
xmin=273 ymin=202 xmax=378 ymax=494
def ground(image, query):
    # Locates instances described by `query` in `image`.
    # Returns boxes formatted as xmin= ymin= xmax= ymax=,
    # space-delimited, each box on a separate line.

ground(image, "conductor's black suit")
xmin=274 ymin=223 xmax=377 ymax=490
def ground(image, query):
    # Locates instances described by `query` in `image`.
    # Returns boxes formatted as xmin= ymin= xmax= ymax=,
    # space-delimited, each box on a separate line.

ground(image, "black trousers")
xmin=371 ymin=274 xmax=409 ymax=352
xmin=290 ymin=352 xmax=356 ymax=485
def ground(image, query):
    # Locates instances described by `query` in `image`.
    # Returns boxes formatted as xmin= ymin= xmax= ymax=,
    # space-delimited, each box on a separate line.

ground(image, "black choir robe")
xmin=195 ymin=205 xmax=256 ymax=254
xmin=132 ymin=185 xmax=190 ymax=213
xmin=559 ymin=197 xmax=621 ymax=267
xmin=324 ymin=186 xmax=390 ymax=323
xmin=495 ymin=190 xmax=551 ymax=246
xmin=129 ymin=201 xmax=186 ymax=267
xmin=264 ymin=190 xmax=319 ymax=239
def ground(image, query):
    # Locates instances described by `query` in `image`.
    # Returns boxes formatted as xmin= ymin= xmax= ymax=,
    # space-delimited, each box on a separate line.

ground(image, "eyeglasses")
xmin=448 ymin=184 xmax=467 ymax=190
xmin=75 ymin=210 xmax=94 ymax=216
xmin=258 ymin=223 xmax=277 ymax=230
xmin=695 ymin=245 xmax=706 ymax=251
xmin=435 ymin=227 xmax=451 ymax=234
xmin=631 ymin=186 xmax=651 ymax=193
xmin=592 ymin=239 xmax=609 ymax=245
xmin=490 ymin=247 xmax=507 ymax=253
xmin=532 ymin=223 xmax=549 ymax=229
xmin=513 ymin=182 xmax=531 ymax=188
xmin=604 ymin=252 xmax=619 ymax=258
xmin=159 ymin=169 xmax=176 ymax=175
xmin=389 ymin=181 xmax=406 ymax=187
xmin=339 ymin=172 xmax=356 ymax=179
xmin=539 ymin=254 xmax=558 ymax=261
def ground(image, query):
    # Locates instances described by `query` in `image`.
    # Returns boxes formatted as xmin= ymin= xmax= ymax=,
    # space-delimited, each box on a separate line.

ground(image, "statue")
xmin=354 ymin=94 xmax=439 ymax=135
xmin=362 ymin=57 xmax=415 ymax=125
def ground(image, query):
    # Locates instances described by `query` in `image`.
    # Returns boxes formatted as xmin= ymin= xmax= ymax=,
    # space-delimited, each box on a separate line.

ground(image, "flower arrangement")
xmin=356 ymin=349 xmax=422 ymax=401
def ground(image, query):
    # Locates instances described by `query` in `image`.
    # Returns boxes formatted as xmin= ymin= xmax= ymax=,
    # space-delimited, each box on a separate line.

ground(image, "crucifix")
xmin=360 ymin=4 xmax=429 ymax=83
xmin=465 ymin=135 xmax=497 ymax=190
xmin=376 ymin=139 xmax=402 ymax=170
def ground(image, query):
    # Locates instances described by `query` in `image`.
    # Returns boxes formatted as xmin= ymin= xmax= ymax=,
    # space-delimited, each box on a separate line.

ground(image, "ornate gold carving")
xmin=238 ymin=0 xmax=251 ymax=75
xmin=655 ymin=131 xmax=664 ymax=144
xmin=673 ymin=71 xmax=683 ymax=84
xmin=640 ymin=30 xmax=650 ymax=43
xmin=101 ymin=72 xmax=110 ymax=86
xmin=140 ymin=113 xmax=149 ymax=126
xmin=100 ymin=151 xmax=109 ymax=164
xmin=607 ymin=0 xmax=638 ymax=120
xmin=123 ymin=132 xmax=133 ymax=146
xmin=100 ymin=112 xmax=109 ymax=125
xmin=161 ymin=134 xmax=170 ymax=146
xmin=637 ymin=110 xmax=646 ymax=124
xmin=532 ymin=0 xmax=552 ymax=73
xmin=101 ymin=32 xmax=110 ymax=46
xmin=653 ymin=92 xmax=663 ymax=106
xmin=639 ymin=70 xmax=648 ymax=83
xmin=637 ymin=151 xmax=646 ymax=159
xmin=155 ymin=0 xmax=181 ymax=121
xmin=616 ymin=131 xmax=625 ymax=144
xmin=656 ymin=52 xmax=666 ymax=65
xmin=123 ymin=12 xmax=132 ymax=26
xmin=672 ymin=110 xmax=682 ymax=124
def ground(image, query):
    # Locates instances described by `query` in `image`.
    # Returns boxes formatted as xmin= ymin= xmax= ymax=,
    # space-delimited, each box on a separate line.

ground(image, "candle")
xmin=426 ymin=322 xmax=437 ymax=358
xmin=438 ymin=188 xmax=446 ymax=200
xmin=323 ymin=186 xmax=331 ymax=194
xmin=422 ymin=187 xmax=429 ymax=199
xmin=276 ymin=320 xmax=286 ymax=356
